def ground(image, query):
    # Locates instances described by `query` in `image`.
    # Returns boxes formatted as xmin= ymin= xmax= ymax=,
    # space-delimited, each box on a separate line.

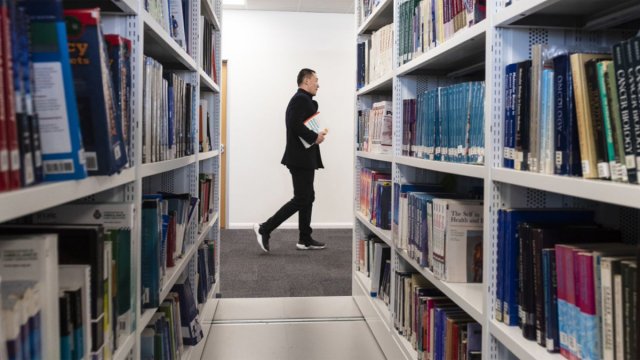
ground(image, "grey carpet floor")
xmin=219 ymin=228 xmax=352 ymax=298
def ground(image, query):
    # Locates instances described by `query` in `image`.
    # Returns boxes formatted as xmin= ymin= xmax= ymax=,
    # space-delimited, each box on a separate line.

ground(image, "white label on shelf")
xmin=33 ymin=62 xmax=72 ymax=154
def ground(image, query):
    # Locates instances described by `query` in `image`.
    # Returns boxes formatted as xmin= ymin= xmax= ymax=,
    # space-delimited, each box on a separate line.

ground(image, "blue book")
xmin=552 ymin=54 xmax=582 ymax=176
xmin=495 ymin=209 xmax=505 ymax=322
xmin=543 ymin=248 xmax=560 ymax=352
xmin=501 ymin=209 xmax=593 ymax=326
xmin=58 ymin=294 xmax=71 ymax=360
xmin=140 ymin=328 xmax=155 ymax=360
xmin=105 ymin=35 xmax=132 ymax=166
xmin=141 ymin=197 xmax=162 ymax=308
xmin=22 ymin=0 xmax=87 ymax=181
xmin=172 ymin=274 xmax=203 ymax=346
xmin=64 ymin=9 xmax=128 ymax=175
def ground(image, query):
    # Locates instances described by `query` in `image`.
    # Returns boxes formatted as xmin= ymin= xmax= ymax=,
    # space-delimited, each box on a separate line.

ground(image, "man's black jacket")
xmin=280 ymin=89 xmax=324 ymax=169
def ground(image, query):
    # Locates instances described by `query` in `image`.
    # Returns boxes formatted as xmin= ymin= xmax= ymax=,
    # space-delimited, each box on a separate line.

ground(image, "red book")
xmin=0 ymin=3 xmax=19 ymax=189
xmin=166 ymin=213 xmax=177 ymax=267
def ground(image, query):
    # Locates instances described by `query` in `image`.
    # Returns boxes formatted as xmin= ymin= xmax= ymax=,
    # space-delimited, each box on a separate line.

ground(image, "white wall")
xmin=222 ymin=10 xmax=355 ymax=229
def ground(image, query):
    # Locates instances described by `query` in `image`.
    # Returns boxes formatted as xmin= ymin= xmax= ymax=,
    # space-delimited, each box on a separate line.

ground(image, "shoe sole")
xmin=296 ymin=244 xmax=326 ymax=250
xmin=253 ymin=224 xmax=268 ymax=252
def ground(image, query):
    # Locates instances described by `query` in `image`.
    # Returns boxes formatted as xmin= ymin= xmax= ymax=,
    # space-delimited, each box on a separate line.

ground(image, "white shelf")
xmin=489 ymin=320 xmax=564 ymax=360
xmin=493 ymin=168 xmax=640 ymax=210
xmin=357 ymin=0 xmax=394 ymax=35
xmin=197 ymin=212 xmax=219 ymax=244
xmin=395 ymin=156 xmax=485 ymax=179
xmin=140 ymin=155 xmax=197 ymax=178
xmin=201 ymin=0 xmax=222 ymax=30
xmin=494 ymin=0 xmax=637 ymax=28
xmin=354 ymin=271 xmax=393 ymax=326
xmin=199 ymin=68 xmax=220 ymax=93
xmin=391 ymin=329 xmax=418 ymax=360
xmin=198 ymin=150 xmax=220 ymax=161
xmin=396 ymin=249 xmax=483 ymax=323
xmin=396 ymin=21 xmax=487 ymax=76
xmin=160 ymin=240 xmax=201 ymax=302
xmin=355 ymin=211 xmax=392 ymax=246
xmin=142 ymin=10 xmax=197 ymax=71
xmin=357 ymin=72 xmax=394 ymax=95
xmin=356 ymin=151 xmax=393 ymax=163
xmin=0 ymin=168 xmax=135 ymax=223
xmin=139 ymin=307 xmax=157 ymax=333
xmin=112 ymin=330 xmax=136 ymax=360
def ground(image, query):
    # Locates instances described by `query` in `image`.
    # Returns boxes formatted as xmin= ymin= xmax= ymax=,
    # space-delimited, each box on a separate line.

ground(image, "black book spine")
xmin=613 ymin=41 xmax=638 ymax=183
xmin=515 ymin=61 xmax=531 ymax=171
xmin=627 ymin=38 xmax=640 ymax=184
xmin=584 ymin=58 xmax=610 ymax=179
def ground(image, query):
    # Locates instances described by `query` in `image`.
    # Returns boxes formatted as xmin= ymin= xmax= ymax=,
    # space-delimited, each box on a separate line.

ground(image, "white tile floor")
xmin=200 ymin=296 xmax=387 ymax=360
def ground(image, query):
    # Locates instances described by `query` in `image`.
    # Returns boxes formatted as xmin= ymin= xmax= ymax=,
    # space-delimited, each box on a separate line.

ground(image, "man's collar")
xmin=298 ymin=88 xmax=313 ymax=97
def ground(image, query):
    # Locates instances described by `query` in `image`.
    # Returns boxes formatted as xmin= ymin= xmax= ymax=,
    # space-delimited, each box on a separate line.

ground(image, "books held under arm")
xmin=299 ymin=112 xmax=327 ymax=149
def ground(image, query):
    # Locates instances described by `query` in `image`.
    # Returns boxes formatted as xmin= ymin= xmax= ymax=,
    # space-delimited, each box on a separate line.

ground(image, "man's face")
xmin=305 ymin=74 xmax=320 ymax=95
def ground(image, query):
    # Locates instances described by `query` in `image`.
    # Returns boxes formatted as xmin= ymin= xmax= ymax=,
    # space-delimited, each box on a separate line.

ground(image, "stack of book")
xmin=196 ymin=240 xmax=216 ymax=304
xmin=403 ymin=81 xmax=485 ymax=164
xmin=359 ymin=167 xmax=392 ymax=230
xmin=198 ymin=173 xmax=216 ymax=232
xmin=144 ymin=0 xmax=191 ymax=54
xmin=200 ymin=16 xmax=218 ymax=84
xmin=358 ymin=101 xmax=393 ymax=154
xmin=141 ymin=193 xmax=199 ymax=310
xmin=199 ymin=98 xmax=214 ymax=153
xmin=143 ymin=57 xmax=196 ymax=163
xmin=358 ymin=23 xmax=394 ymax=85
xmin=503 ymin=36 xmax=640 ymax=183
xmin=393 ymin=270 xmax=482 ymax=360
xmin=357 ymin=0 xmax=383 ymax=25
xmin=0 ymin=4 xmax=132 ymax=192
xmin=398 ymin=0 xmax=486 ymax=65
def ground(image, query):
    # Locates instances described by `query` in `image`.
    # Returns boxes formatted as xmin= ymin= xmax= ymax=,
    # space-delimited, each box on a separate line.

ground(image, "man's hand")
xmin=315 ymin=131 xmax=326 ymax=145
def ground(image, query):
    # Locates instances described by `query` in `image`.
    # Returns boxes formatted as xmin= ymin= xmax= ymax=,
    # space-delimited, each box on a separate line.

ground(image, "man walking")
xmin=254 ymin=68 xmax=327 ymax=252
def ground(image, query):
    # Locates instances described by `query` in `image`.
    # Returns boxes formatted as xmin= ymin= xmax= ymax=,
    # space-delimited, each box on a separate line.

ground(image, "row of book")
xmin=393 ymin=270 xmax=482 ymax=360
xmin=398 ymin=0 xmax=486 ymax=65
xmin=503 ymin=36 xmax=640 ymax=184
xmin=141 ymin=272 xmax=204 ymax=360
xmin=356 ymin=239 xmax=483 ymax=360
xmin=359 ymin=167 xmax=392 ymax=230
xmin=145 ymin=0 xmax=192 ymax=55
xmin=394 ymin=183 xmax=484 ymax=283
xmin=142 ymin=192 xmax=199 ymax=309
xmin=143 ymin=57 xmax=196 ymax=163
xmin=402 ymin=81 xmax=485 ymax=164
xmin=0 ymin=209 xmax=136 ymax=360
xmin=357 ymin=100 xmax=393 ymax=153
xmin=0 ymin=4 xmax=132 ymax=192
xmin=494 ymin=208 xmax=638 ymax=360
xmin=356 ymin=23 xmax=394 ymax=89
xmin=198 ymin=173 xmax=216 ymax=232
xmin=200 ymin=16 xmax=219 ymax=84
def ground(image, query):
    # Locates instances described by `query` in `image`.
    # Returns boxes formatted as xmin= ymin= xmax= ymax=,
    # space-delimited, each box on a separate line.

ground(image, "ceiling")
xmin=223 ymin=0 xmax=355 ymax=14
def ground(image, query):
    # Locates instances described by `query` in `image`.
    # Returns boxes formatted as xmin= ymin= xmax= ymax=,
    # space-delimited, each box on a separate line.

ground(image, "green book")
xmin=596 ymin=60 xmax=625 ymax=181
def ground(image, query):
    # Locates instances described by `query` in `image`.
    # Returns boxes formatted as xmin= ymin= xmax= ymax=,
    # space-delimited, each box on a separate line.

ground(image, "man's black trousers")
xmin=262 ymin=167 xmax=315 ymax=241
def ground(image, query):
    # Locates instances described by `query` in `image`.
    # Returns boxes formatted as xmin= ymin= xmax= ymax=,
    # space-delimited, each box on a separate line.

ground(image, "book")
xmin=171 ymin=273 xmax=203 ymax=346
xmin=370 ymin=242 xmax=391 ymax=297
xmin=64 ymin=8 xmax=128 ymax=175
xmin=431 ymin=199 xmax=483 ymax=282
xmin=612 ymin=40 xmax=638 ymax=184
xmin=299 ymin=112 xmax=323 ymax=149
xmin=0 ymin=233 xmax=58 ymax=358
xmin=23 ymin=0 xmax=87 ymax=181
xmin=598 ymin=60 xmax=628 ymax=182
xmin=58 ymin=265 xmax=91 ymax=360
xmin=570 ymin=53 xmax=612 ymax=179
xmin=104 ymin=34 xmax=132 ymax=167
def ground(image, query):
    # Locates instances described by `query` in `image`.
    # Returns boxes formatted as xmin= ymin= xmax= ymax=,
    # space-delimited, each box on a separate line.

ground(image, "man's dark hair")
xmin=297 ymin=68 xmax=316 ymax=86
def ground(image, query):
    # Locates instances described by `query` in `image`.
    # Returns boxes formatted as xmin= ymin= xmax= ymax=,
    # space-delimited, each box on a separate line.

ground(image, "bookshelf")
xmin=353 ymin=0 xmax=640 ymax=359
xmin=0 ymin=0 xmax=223 ymax=359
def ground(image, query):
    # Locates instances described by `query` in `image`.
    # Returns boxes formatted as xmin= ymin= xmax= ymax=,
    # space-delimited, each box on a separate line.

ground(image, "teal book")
xmin=22 ymin=0 xmax=87 ymax=181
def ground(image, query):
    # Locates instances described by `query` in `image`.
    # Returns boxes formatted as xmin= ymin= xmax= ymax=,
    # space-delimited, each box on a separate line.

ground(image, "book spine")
xmin=2 ymin=1 xmax=21 ymax=189
xmin=604 ymin=60 xmax=629 ymax=182
xmin=585 ymin=58 xmax=611 ymax=179
xmin=612 ymin=41 xmax=638 ymax=183
xmin=628 ymin=38 xmax=640 ymax=184
xmin=597 ymin=61 xmax=622 ymax=182
xmin=571 ymin=54 xmax=599 ymax=179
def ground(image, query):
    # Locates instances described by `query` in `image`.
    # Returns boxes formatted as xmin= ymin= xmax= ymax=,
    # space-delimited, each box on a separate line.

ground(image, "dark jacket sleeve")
xmin=288 ymin=97 xmax=318 ymax=145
